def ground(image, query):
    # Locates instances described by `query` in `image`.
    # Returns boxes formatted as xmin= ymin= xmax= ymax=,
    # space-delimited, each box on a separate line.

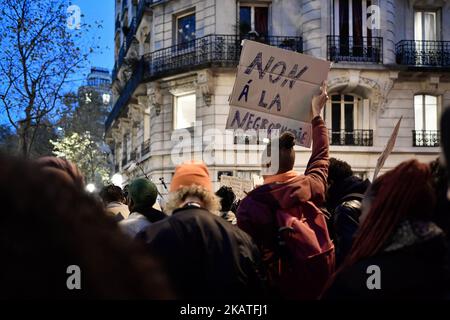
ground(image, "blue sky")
xmin=0 ymin=1 xmax=114 ymax=126
xmin=71 ymin=0 xmax=115 ymax=79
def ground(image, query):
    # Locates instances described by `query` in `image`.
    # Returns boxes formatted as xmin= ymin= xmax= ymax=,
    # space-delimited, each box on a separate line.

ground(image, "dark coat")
xmin=139 ymin=206 xmax=266 ymax=300
xmin=327 ymin=176 xmax=371 ymax=266
xmin=324 ymin=222 xmax=450 ymax=300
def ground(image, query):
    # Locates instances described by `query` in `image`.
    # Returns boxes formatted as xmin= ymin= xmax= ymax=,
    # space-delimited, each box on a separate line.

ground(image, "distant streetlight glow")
xmin=86 ymin=183 xmax=96 ymax=193
xmin=111 ymin=173 xmax=123 ymax=187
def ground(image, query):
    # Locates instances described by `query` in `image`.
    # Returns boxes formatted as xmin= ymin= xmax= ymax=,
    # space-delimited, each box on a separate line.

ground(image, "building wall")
xmin=108 ymin=0 xmax=449 ymax=194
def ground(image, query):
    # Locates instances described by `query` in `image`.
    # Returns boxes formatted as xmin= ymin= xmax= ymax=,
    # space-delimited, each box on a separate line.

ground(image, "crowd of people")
xmin=1 ymin=83 xmax=450 ymax=300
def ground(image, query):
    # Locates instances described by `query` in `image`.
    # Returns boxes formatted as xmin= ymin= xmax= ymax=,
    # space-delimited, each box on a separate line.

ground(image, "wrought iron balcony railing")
xmin=327 ymin=36 xmax=383 ymax=63
xmin=396 ymin=40 xmax=450 ymax=67
xmin=329 ymin=129 xmax=374 ymax=146
xmin=115 ymin=18 xmax=137 ymax=74
xmin=106 ymin=58 xmax=145 ymax=129
xmin=141 ymin=139 xmax=150 ymax=156
xmin=144 ymin=34 xmax=303 ymax=80
xmin=107 ymin=34 xmax=302 ymax=130
xmin=412 ymin=130 xmax=440 ymax=147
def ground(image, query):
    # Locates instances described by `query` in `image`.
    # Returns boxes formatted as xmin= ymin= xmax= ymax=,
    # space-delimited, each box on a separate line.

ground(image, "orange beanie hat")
xmin=170 ymin=161 xmax=212 ymax=192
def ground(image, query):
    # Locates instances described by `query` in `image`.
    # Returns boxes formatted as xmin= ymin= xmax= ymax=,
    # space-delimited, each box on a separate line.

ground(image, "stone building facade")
xmin=106 ymin=0 xmax=449 ymax=193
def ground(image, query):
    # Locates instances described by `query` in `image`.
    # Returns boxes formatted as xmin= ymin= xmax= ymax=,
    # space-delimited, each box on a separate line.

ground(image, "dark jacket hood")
xmin=327 ymin=176 xmax=371 ymax=211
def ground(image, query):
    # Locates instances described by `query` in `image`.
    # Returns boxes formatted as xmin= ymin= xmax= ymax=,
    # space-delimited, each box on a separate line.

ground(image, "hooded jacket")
xmin=237 ymin=116 xmax=334 ymax=299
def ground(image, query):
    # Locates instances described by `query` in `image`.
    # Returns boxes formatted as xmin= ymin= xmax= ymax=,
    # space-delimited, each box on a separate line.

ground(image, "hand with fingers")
xmin=312 ymin=80 xmax=329 ymax=119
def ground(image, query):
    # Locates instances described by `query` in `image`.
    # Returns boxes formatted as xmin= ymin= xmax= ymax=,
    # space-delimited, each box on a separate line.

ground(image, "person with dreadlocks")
xmin=323 ymin=159 xmax=450 ymax=299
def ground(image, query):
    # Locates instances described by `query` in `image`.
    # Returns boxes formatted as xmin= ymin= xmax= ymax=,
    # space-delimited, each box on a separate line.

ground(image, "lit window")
xmin=414 ymin=95 xmax=438 ymax=131
xmin=174 ymin=94 xmax=196 ymax=129
xmin=177 ymin=13 xmax=196 ymax=45
xmin=102 ymin=93 xmax=111 ymax=105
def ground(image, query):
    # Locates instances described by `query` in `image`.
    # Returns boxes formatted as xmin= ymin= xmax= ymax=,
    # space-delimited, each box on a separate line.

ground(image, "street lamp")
xmin=111 ymin=173 xmax=123 ymax=187
xmin=86 ymin=183 xmax=96 ymax=193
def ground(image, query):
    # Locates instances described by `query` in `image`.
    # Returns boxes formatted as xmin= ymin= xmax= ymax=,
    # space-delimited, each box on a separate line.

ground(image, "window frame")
xmin=238 ymin=2 xmax=270 ymax=36
xmin=175 ymin=11 xmax=196 ymax=45
xmin=414 ymin=8 xmax=441 ymax=41
xmin=332 ymin=0 xmax=372 ymax=37
xmin=173 ymin=92 xmax=197 ymax=130
xmin=413 ymin=94 xmax=440 ymax=131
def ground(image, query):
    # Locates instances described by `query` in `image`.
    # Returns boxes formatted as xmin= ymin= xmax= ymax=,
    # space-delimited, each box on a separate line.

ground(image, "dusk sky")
xmin=71 ymin=0 xmax=115 ymax=82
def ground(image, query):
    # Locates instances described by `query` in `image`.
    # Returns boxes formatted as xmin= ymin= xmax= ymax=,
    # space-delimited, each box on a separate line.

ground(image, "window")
xmin=415 ymin=10 xmax=440 ymax=41
xmin=239 ymin=4 xmax=268 ymax=36
xmin=174 ymin=93 xmax=196 ymax=129
xmin=414 ymin=95 xmax=438 ymax=131
xmin=332 ymin=0 xmax=373 ymax=58
xmin=177 ymin=13 xmax=196 ymax=45
xmin=413 ymin=94 xmax=440 ymax=147
xmin=324 ymin=94 xmax=372 ymax=146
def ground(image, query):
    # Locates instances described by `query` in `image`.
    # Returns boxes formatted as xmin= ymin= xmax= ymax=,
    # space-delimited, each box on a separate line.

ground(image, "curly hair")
xmin=328 ymin=158 xmax=353 ymax=185
xmin=99 ymin=184 xmax=125 ymax=204
xmin=0 ymin=154 xmax=172 ymax=299
xmin=165 ymin=184 xmax=221 ymax=215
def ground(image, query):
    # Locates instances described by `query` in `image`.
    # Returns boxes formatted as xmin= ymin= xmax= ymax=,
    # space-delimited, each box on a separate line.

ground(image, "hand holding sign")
xmin=312 ymin=81 xmax=329 ymax=118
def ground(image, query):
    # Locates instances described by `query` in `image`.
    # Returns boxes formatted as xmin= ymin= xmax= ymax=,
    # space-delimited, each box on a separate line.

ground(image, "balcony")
xmin=396 ymin=40 xmax=450 ymax=68
xmin=329 ymin=129 xmax=373 ymax=146
xmin=141 ymin=139 xmax=150 ymax=156
xmin=106 ymin=58 xmax=145 ymax=129
xmin=107 ymin=34 xmax=302 ymax=130
xmin=327 ymin=36 xmax=383 ymax=63
xmin=412 ymin=130 xmax=440 ymax=147
xmin=145 ymin=34 xmax=303 ymax=81
xmin=114 ymin=18 xmax=137 ymax=77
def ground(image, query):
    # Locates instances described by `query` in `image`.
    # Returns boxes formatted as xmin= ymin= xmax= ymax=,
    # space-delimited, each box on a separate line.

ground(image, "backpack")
xmin=270 ymin=201 xmax=335 ymax=299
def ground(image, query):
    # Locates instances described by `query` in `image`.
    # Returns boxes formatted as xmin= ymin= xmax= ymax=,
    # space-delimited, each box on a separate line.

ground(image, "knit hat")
xmin=170 ymin=161 xmax=212 ymax=192
xmin=128 ymin=178 xmax=158 ymax=209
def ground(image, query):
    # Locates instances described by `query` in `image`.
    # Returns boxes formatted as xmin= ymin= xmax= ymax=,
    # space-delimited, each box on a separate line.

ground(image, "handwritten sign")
xmin=220 ymin=175 xmax=254 ymax=200
xmin=227 ymin=40 xmax=331 ymax=147
xmin=373 ymin=117 xmax=402 ymax=181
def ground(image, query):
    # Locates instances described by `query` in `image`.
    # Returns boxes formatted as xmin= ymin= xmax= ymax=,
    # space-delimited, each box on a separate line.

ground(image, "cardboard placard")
xmin=373 ymin=117 xmax=403 ymax=181
xmin=220 ymin=175 xmax=254 ymax=200
xmin=227 ymin=40 xmax=331 ymax=148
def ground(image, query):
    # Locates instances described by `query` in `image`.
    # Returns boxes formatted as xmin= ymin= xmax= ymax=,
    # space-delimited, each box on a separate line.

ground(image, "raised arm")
xmin=304 ymin=82 xmax=329 ymax=203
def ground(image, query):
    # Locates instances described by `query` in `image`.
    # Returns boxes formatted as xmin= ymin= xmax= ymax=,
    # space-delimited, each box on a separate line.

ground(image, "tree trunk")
xmin=18 ymin=122 xmax=30 ymax=158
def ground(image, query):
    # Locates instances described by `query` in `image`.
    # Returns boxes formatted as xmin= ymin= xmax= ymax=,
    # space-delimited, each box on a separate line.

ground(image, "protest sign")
xmin=227 ymin=40 xmax=331 ymax=148
xmin=372 ymin=117 xmax=403 ymax=181
xmin=220 ymin=175 xmax=254 ymax=200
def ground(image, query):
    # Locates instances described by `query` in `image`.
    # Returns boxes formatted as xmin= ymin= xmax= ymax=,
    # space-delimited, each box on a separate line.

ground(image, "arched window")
xmin=324 ymin=94 xmax=373 ymax=146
